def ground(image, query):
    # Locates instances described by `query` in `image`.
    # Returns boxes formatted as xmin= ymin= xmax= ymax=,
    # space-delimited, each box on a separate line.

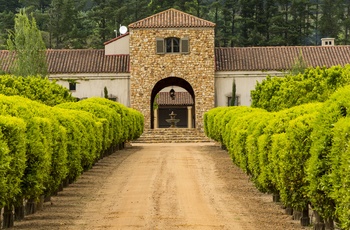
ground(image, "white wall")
xmin=50 ymin=73 xmax=131 ymax=106
xmin=49 ymin=71 xmax=287 ymax=108
xmin=215 ymin=71 xmax=286 ymax=107
xmin=105 ymin=35 xmax=130 ymax=55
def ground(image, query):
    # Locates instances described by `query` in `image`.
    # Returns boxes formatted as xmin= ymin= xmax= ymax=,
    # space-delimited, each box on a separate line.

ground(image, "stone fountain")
xmin=166 ymin=111 xmax=180 ymax=128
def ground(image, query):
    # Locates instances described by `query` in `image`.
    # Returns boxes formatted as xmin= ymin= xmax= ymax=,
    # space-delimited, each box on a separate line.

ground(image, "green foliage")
xmin=7 ymin=9 xmax=48 ymax=77
xmin=329 ymin=117 xmax=350 ymax=229
xmin=56 ymin=100 xmax=119 ymax=160
xmin=23 ymin=117 xmax=52 ymax=200
xmin=203 ymin=107 xmax=227 ymax=142
xmin=82 ymin=97 xmax=144 ymax=142
xmin=251 ymin=76 xmax=284 ymax=111
xmin=246 ymin=112 xmax=273 ymax=188
xmin=203 ymin=97 xmax=350 ymax=226
xmin=0 ymin=115 xmax=26 ymax=208
xmin=251 ymin=65 xmax=350 ymax=112
xmin=307 ymin=85 xmax=350 ymax=221
xmin=290 ymin=50 xmax=308 ymax=75
xmin=52 ymin=108 xmax=83 ymax=181
xmin=0 ymin=75 xmax=75 ymax=106
xmin=0 ymin=92 xmax=144 ymax=210
xmin=0 ymin=94 xmax=72 ymax=200
xmin=2 ymin=0 xmax=350 ymax=48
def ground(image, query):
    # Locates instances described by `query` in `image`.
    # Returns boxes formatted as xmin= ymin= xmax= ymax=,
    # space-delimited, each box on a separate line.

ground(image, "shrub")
xmin=0 ymin=75 xmax=75 ymax=106
xmin=0 ymin=116 xmax=26 ymax=208
xmin=307 ymin=85 xmax=350 ymax=222
xmin=278 ymin=111 xmax=319 ymax=211
xmin=329 ymin=117 xmax=350 ymax=229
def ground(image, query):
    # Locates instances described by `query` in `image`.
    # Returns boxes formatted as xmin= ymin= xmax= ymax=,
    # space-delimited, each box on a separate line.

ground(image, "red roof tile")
xmin=0 ymin=49 xmax=129 ymax=74
xmin=215 ymin=46 xmax=350 ymax=71
xmin=129 ymin=8 xmax=215 ymax=29
xmin=46 ymin=49 xmax=129 ymax=73
xmin=157 ymin=92 xmax=194 ymax=106
xmin=0 ymin=50 xmax=15 ymax=72
xmin=2 ymin=45 xmax=350 ymax=74
xmin=103 ymin=32 xmax=129 ymax=45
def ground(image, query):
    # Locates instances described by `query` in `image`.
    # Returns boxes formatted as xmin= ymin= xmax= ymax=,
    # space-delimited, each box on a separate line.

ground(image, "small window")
xmin=166 ymin=37 xmax=180 ymax=53
xmin=69 ymin=82 xmax=76 ymax=91
xmin=156 ymin=37 xmax=189 ymax=54
xmin=227 ymin=95 xmax=240 ymax=106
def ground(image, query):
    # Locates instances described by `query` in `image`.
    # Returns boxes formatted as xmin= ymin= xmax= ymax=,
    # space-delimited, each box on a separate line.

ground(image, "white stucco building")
xmin=1 ymin=8 xmax=350 ymax=129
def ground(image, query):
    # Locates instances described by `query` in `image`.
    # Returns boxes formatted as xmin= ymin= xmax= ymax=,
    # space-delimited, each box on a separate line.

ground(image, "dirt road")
xmin=13 ymin=143 xmax=306 ymax=230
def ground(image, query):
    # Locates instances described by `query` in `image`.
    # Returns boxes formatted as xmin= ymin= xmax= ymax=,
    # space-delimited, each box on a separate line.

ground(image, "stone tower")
xmin=128 ymin=8 xmax=215 ymax=130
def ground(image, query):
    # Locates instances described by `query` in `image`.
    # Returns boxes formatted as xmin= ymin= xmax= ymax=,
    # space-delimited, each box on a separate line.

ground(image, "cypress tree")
xmin=230 ymin=79 xmax=236 ymax=106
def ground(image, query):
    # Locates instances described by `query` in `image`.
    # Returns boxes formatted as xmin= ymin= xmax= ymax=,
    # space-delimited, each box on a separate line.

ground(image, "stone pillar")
xmin=154 ymin=108 xmax=158 ymax=129
xmin=187 ymin=106 xmax=192 ymax=128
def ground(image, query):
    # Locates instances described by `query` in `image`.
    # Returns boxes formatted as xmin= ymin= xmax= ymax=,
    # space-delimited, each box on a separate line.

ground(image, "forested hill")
xmin=1 ymin=0 xmax=349 ymax=49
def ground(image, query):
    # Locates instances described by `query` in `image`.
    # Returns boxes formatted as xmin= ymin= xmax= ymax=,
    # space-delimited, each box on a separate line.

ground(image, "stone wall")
xmin=130 ymin=28 xmax=215 ymax=130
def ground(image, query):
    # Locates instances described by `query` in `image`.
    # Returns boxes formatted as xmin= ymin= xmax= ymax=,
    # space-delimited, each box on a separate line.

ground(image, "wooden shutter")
xmin=181 ymin=37 xmax=189 ymax=53
xmin=156 ymin=38 xmax=164 ymax=54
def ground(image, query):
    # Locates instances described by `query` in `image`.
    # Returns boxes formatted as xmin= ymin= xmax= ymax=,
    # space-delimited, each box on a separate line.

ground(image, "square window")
xmin=228 ymin=96 xmax=239 ymax=106
xmin=69 ymin=82 xmax=76 ymax=91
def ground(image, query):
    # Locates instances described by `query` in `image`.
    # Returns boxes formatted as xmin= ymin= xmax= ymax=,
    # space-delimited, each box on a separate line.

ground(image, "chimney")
xmin=321 ymin=38 xmax=335 ymax=46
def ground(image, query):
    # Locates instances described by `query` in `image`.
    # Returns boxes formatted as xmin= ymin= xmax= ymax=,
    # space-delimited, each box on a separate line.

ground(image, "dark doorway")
xmin=150 ymin=77 xmax=195 ymax=129
xmin=158 ymin=107 xmax=187 ymax=128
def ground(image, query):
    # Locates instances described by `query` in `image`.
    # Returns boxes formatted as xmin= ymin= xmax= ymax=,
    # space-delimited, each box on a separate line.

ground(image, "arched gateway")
xmin=129 ymin=8 xmax=216 ymax=130
xmin=151 ymin=77 xmax=195 ymax=129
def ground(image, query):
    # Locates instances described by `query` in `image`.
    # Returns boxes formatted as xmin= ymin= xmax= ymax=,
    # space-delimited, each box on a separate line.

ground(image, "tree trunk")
xmin=285 ymin=206 xmax=293 ymax=215
xmin=14 ymin=203 xmax=25 ymax=221
xmin=25 ymin=198 xmax=37 ymax=215
xmin=3 ymin=206 xmax=14 ymax=229
xmin=300 ymin=206 xmax=310 ymax=226
xmin=313 ymin=210 xmax=325 ymax=230
xmin=272 ymin=194 xmax=280 ymax=202
xmin=36 ymin=195 xmax=45 ymax=211
xmin=324 ymin=218 xmax=334 ymax=230
xmin=293 ymin=209 xmax=301 ymax=220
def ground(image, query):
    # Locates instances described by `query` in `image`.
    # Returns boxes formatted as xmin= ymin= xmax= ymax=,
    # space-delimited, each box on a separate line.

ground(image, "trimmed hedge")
xmin=306 ymin=85 xmax=350 ymax=225
xmin=251 ymin=65 xmax=350 ymax=112
xmin=0 ymin=116 xmax=26 ymax=208
xmin=0 ymin=94 xmax=144 ymax=215
xmin=329 ymin=117 xmax=350 ymax=229
xmin=0 ymin=75 xmax=75 ymax=106
xmin=204 ymin=93 xmax=350 ymax=228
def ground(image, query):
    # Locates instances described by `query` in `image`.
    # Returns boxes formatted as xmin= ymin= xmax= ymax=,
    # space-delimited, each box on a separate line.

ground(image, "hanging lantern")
xmin=169 ymin=88 xmax=175 ymax=100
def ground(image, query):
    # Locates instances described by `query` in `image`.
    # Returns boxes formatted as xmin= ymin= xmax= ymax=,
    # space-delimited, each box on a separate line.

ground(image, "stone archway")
xmin=150 ymin=77 xmax=195 ymax=129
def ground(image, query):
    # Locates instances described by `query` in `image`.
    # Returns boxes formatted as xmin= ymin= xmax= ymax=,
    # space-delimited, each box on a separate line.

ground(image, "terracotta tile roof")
xmin=2 ymin=45 xmax=350 ymax=74
xmin=128 ymin=8 xmax=215 ymax=29
xmin=46 ymin=49 xmax=129 ymax=73
xmin=215 ymin=46 xmax=350 ymax=71
xmin=103 ymin=32 xmax=129 ymax=45
xmin=0 ymin=50 xmax=15 ymax=72
xmin=157 ymin=92 xmax=194 ymax=106
xmin=0 ymin=49 xmax=130 ymax=74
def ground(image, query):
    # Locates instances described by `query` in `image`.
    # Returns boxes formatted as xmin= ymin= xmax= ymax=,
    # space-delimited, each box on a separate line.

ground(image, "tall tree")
xmin=338 ymin=0 xmax=350 ymax=44
xmin=319 ymin=0 xmax=342 ymax=38
xmin=220 ymin=0 xmax=239 ymax=47
xmin=7 ymin=9 xmax=48 ymax=77
xmin=47 ymin=0 xmax=82 ymax=48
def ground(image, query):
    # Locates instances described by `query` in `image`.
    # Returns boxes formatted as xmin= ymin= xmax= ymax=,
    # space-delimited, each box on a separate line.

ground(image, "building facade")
xmin=1 ymin=8 xmax=350 ymax=130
